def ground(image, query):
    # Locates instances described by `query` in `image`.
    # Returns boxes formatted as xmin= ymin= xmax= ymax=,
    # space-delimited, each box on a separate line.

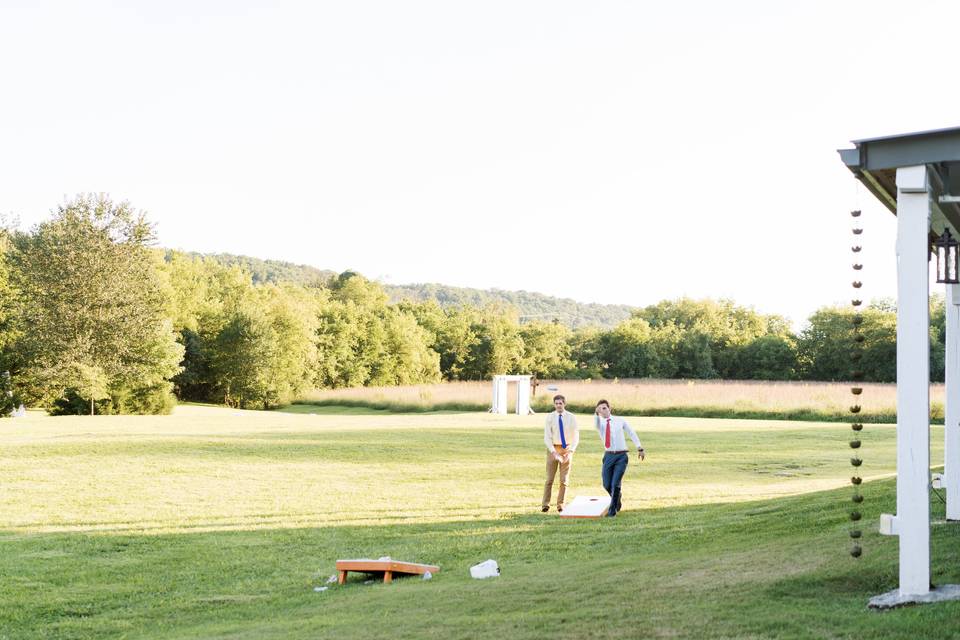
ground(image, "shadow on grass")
xmin=5 ymin=479 xmax=960 ymax=639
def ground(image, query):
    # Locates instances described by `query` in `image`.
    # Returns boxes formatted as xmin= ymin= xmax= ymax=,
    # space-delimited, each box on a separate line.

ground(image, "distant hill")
xmin=385 ymin=283 xmax=634 ymax=329
xmin=172 ymin=251 xmax=336 ymax=287
xmin=185 ymin=252 xmax=634 ymax=329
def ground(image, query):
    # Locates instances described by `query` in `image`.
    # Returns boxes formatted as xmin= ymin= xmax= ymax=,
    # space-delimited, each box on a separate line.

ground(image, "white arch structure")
xmin=490 ymin=375 xmax=533 ymax=415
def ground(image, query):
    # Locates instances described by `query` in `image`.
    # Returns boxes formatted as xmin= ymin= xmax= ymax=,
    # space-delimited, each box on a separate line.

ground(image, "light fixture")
xmin=935 ymin=228 xmax=960 ymax=284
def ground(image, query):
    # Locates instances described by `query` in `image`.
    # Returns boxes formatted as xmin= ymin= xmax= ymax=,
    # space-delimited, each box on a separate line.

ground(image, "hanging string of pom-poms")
xmin=849 ymin=209 xmax=864 ymax=558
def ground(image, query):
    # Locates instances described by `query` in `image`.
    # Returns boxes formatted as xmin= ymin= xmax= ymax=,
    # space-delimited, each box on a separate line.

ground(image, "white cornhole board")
xmin=559 ymin=495 xmax=610 ymax=518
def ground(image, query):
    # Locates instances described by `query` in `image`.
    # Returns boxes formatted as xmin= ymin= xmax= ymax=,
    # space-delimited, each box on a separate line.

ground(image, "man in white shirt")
xmin=595 ymin=399 xmax=645 ymax=517
xmin=542 ymin=394 xmax=579 ymax=513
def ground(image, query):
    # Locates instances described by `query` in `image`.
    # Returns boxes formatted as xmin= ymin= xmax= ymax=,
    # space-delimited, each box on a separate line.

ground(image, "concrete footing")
xmin=869 ymin=584 xmax=960 ymax=609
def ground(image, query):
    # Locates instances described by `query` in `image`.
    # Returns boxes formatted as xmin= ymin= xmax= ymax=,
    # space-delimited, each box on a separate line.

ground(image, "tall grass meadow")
xmin=301 ymin=378 xmax=938 ymax=423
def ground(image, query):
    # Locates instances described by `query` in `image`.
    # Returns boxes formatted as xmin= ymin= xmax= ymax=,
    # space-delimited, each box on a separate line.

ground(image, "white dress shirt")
xmin=544 ymin=411 xmax=579 ymax=452
xmin=595 ymin=414 xmax=642 ymax=452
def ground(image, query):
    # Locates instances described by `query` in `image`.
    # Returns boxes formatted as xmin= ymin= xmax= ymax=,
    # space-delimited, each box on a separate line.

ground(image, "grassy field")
xmin=300 ymin=379 xmax=942 ymax=423
xmin=1 ymin=405 xmax=958 ymax=639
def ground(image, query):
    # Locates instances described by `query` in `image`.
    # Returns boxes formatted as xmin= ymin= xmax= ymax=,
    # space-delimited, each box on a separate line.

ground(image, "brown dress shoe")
xmin=541 ymin=506 xmax=549 ymax=512
xmin=557 ymin=505 xmax=564 ymax=513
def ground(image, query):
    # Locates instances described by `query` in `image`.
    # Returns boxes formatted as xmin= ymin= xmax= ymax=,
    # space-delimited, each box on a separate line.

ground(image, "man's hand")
xmin=638 ymin=448 xmax=646 ymax=462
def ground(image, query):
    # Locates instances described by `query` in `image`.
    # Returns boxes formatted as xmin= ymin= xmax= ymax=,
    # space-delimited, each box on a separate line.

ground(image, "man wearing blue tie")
xmin=542 ymin=394 xmax=579 ymax=512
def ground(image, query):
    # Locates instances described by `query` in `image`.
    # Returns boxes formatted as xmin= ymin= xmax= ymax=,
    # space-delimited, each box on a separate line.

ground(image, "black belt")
xmin=606 ymin=450 xmax=628 ymax=454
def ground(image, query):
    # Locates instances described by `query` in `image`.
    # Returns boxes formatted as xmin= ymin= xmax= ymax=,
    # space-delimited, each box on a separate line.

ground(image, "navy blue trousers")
xmin=601 ymin=451 xmax=628 ymax=516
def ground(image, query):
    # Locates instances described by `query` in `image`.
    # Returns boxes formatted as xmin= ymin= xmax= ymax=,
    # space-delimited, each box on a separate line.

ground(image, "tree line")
xmin=385 ymin=282 xmax=635 ymax=329
xmin=0 ymin=196 xmax=942 ymax=415
xmin=175 ymin=252 xmax=638 ymax=328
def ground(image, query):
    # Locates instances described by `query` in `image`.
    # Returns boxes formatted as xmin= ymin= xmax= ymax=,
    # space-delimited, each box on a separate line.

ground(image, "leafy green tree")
xmin=372 ymin=308 xmax=441 ymax=385
xmin=435 ymin=306 xmax=482 ymax=380
xmin=172 ymin=328 xmax=211 ymax=401
xmin=603 ymin=317 xmax=663 ymax=378
xmin=797 ymin=306 xmax=859 ymax=381
xmin=796 ymin=304 xmax=920 ymax=382
xmin=627 ymin=298 xmax=800 ymax=380
xmin=207 ymin=303 xmax=277 ymax=407
xmin=400 ymin=301 xmax=481 ymax=381
xmin=858 ymin=310 xmax=898 ymax=382
xmin=0 ymin=371 xmax=16 ymax=417
xmin=314 ymin=273 xmax=440 ymax=387
xmin=518 ymin=321 xmax=573 ymax=378
xmin=462 ymin=306 xmax=525 ymax=379
xmin=49 ymin=363 xmax=110 ymax=416
xmin=161 ymin=252 xmax=255 ymax=335
xmin=200 ymin=283 xmax=321 ymax=409
xmin=9 ymin=195 xmax=183 ymax=413
xmin=0 ymin=219 xmax=18 ymax=382
xmin=931 ymin=295 xmax=946 ymax=383
xmin=738 ymin=334 xmax=798 ymax=380
xmin=163 ymin=252 xmax=311 ymax=404
xmin=670 ymin=328 xmax=716 ymax=378
xmin=315 ymin=298 xmax=371 ymax=387
xmin=314 ymin=273 xmax=388 ymax=387
xmin=870 ymin=298 xmax=897 ymax=313
xmin=567 ymin=326 xmax=606 ymax=379
xmin=161 ymin=251 xmax=216 ymax=334
xmin=331 ymin=271 xmax=389 ymax=307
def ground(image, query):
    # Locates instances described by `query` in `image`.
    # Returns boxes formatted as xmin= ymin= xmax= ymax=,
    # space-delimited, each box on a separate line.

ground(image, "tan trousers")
xmin=542 ymin=449 xmax=572 ymax=508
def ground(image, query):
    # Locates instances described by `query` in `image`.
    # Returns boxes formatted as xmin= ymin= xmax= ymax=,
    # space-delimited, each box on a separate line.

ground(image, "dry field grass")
xmin=301 ymin=378 xmax=945 ymax=422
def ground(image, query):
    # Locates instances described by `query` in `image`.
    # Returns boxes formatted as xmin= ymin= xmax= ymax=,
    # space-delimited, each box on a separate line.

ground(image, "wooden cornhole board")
xmin=559 ymin=495 xmax=610 ymax=518
xmin=336 ymin=559 xmax=439 ymax=584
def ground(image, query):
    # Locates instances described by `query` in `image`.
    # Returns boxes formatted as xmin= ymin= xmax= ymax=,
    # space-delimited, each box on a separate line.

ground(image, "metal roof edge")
xmin=852 ymin=125 xmax=960 ymax=145
xmin=838 ymin=147 xmax=861 ymax=168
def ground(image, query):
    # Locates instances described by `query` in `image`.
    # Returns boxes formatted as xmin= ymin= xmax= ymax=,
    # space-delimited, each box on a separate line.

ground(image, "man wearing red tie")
xmin=542 ymin=394 xmax=579 ymax=513
xmin=595 ymin=399 xmax=645 ymax=517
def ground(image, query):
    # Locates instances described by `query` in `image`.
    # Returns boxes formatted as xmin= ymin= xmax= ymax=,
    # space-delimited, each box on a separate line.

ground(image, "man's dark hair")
xmin=553 ymin=394 xmax=566 ymax=403
xmin=596 ymin=399 xmax=611 ymax=410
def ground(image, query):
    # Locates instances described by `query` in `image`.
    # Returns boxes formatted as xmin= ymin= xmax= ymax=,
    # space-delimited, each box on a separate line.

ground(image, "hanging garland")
xmin=849 ymin=209 xmax=864 ymax=558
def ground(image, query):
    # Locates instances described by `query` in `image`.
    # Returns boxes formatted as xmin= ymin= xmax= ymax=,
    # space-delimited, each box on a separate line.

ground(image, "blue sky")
xmin=3 ymin=0 xmax=960 ymax=326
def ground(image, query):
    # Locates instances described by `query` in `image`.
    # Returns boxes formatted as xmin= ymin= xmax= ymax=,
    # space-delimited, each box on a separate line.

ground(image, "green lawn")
xmin=1 ymin=405 xmax=958 ymax=639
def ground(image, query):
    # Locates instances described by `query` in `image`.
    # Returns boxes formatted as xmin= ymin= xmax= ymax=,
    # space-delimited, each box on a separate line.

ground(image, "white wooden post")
xmin=946 ymin=284 xmax=960 ymax=520
xmin=491 ymin=376 xmax=508 ymax=414
xmin=497 ymin=376 xmax=509 ymax=415
xmin=894 ymin=165 xmax=932 ymax=596
xmin=517 ymin=377 xmax=531 ymax=415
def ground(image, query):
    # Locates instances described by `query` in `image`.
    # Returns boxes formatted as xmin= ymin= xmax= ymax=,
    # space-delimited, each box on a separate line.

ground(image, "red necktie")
xmin=605 ymin=418 xmax=611 ymax=448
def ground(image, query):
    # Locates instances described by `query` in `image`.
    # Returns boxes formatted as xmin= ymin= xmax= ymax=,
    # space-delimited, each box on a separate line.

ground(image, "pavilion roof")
xmin=839 ymin=126 xmax=960 ymax=232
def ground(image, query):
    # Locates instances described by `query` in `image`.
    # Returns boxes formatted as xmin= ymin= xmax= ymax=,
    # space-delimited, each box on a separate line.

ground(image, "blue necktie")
xmin=559 ymin=414 xmax=567 ymax=448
